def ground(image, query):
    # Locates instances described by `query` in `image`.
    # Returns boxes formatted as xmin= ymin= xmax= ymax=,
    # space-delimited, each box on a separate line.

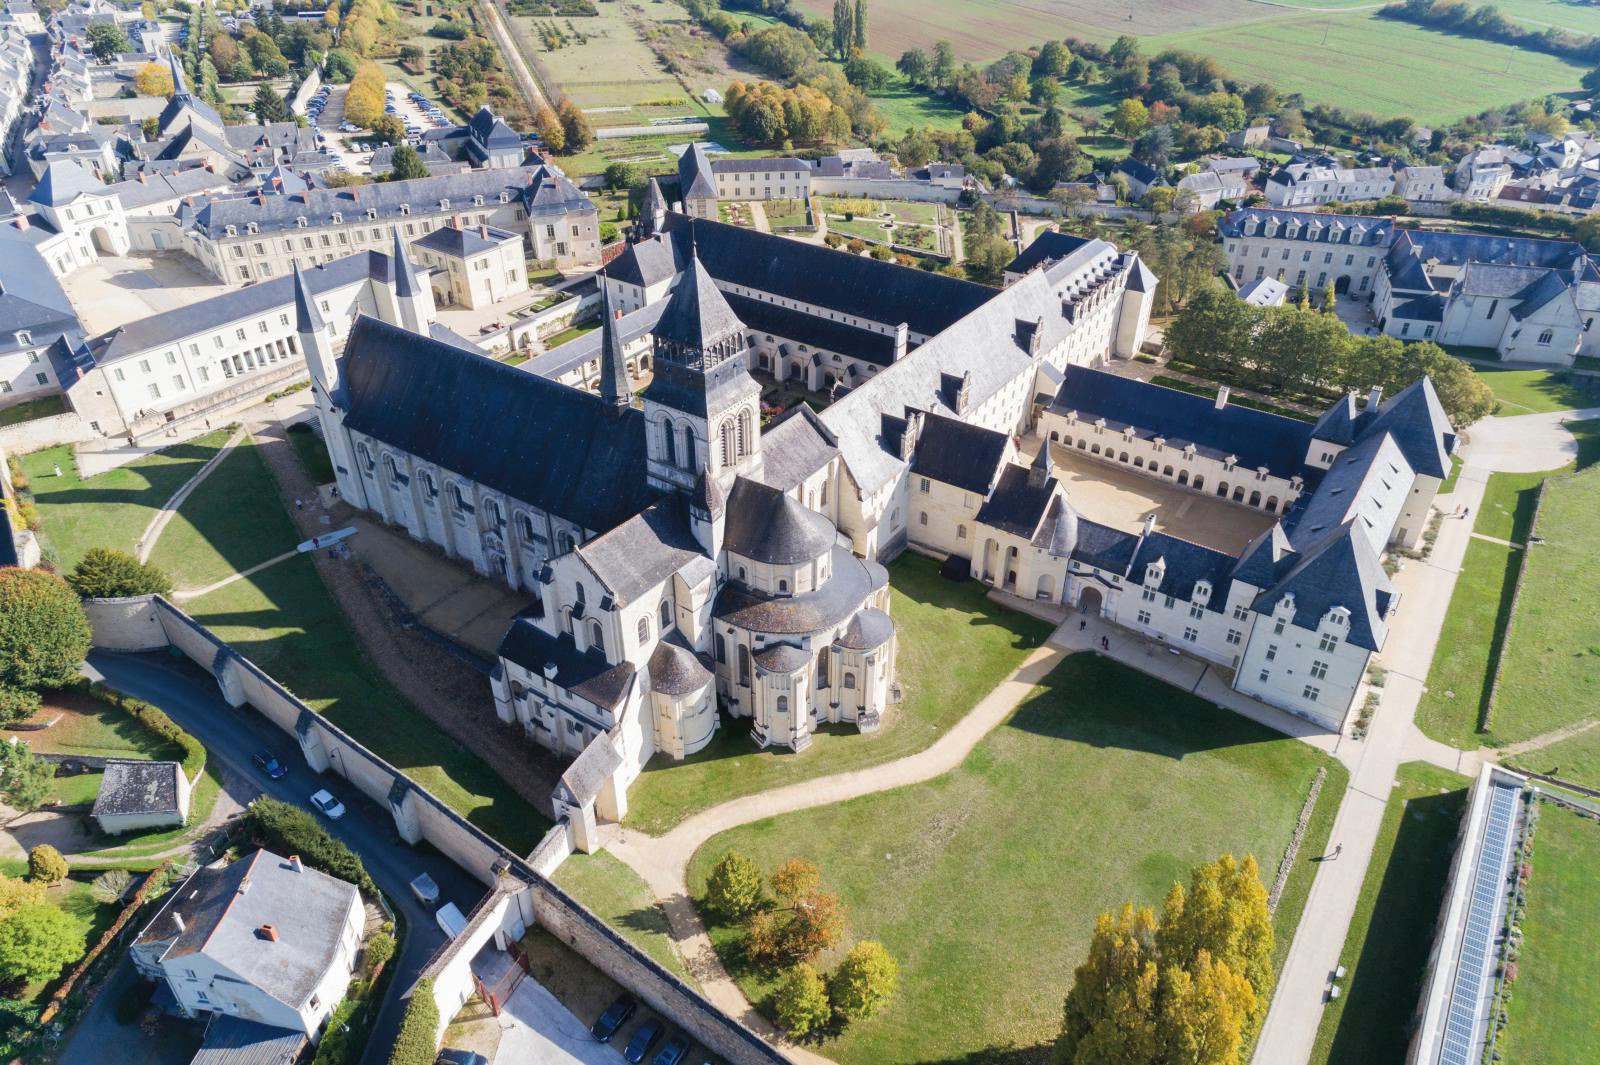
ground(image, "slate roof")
xmin=836 ymin=607 xmax=893 ymax=650
xmin=910 ymin=410 xmax=1009 ymax=495
xmin=191 ymin=1017 xmax=306 ymax=1065
xmin=723 ymin=477 xmax=836 ymax=565
xmin=412 ymin=221 xmax=518 ymax=258
xmin=1070 ymin=518 xmax=1140 ymax=574
xmin=677 ymin=142 xmax=716 ymax=200
xmin=647 ymin=633 xmax=713 ymax=696
xmin=137 ymin=849 xmax=359 ymax=1011
xmin=1284 ymin=431 xmax=1406 ymax=547
xmin=92 ymin=759 xmax=182 ymax=818
xmin=558 ymin=733 xmax=624 ymax=804
xmin=1115 ymin=158 xmax=1161 ymax=186
xmin=498 ymin=615 xmax=637 ymax=709
xmin=339 ymin=315 xmax=653 ymax=533
xmin=974 ymin=462 xmax=1059 ymax=540
xmin=105 ymin=165 xmax=230 ymax=210
xmin=0 ymin=244 xmax=81 ymax=356
xmin=654 ymin=253 xmax=742 ymax=353
xmin=1049 ymin=366 xmax=1314 ymax=479
xmin=1004 ymin=230 xmax=1091 ymax=276
xmin=725 ymin=292 xmax=899 ymax=365
xmin=1238 ymin=276 xmax=1287 ymax=307
xmin=1220 ymin=208 xmax=1392 ymax=246
xmin=28 ymin=159 xmax=102 ymax=206
xmin=1361 ymin=377 xmax=1454 ymax=478
xmin=1250 ymin=523 xmax=1392 ymax=651
xmin=1130 ymin=531 xmax=1240 ymax=615
xmin=467 ymin=105 xmax=521 ymax=149
xmin=711 ymin=156 xmax=807 ymax=173
xmin=715 ymin=547 xmax=883 ymax=636
xmin=576 ymin=497 xmax=704 ymax=606
xmin=753 ymin=642 xmax=810 ymax=673
xmin=531 ymin=298 xmax=667 ymax=382
xmin=756 ymin=404 xmax=838 ymax=494
xmin=1310 ymin=393 xmax=1359 ymax=446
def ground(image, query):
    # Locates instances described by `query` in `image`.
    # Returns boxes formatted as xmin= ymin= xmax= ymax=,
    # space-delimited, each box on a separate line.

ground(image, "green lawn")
xmin=762 ymin=199 xmax=811 ymax=231
xmin=286 ymin=424 xmax=336 ymax=485
xmin=1310 ymin=763 xmax=1469 ymax=1065
xmin=0 ymin=395 xmax=67 ymax=426
xmin=1478 ymin=368 xmax=1600 ymax=417
xmin=18 ymin=431 xmax=233 ymax=570
xmin=77 ymin=768 xmax=223 ymax=862
xmin=1477 ymin=468 xmax=1549 ymax=545
xmin=148 ymin=440 xmax=301 ymax=590
xmin=1440 ymin=455 xmax=1463 ymax=496
xmin=868 ymin=81 xmax=967 ymax=134
xmin=686 ymin=653 xmax=1346 ymax=1065
xmin=551 ymin=851 xmax=691 ymax=983
xmin=544 ymin=322 xmax=599 ymax=348
xmin=623 ymin=554 xmax=1053 ymax=834
xmin=1414 ymin=539 xmax=1520 ymax=751
xmin=1507 ymin=722 xmax=1600 ymax=784
xmin=1490 ymin=462 xmax=1600 ymax=747
xmin=5 ymin=687 xmax=183 ymax=762
xmin=49 ymin=770 xmax=104 ymax=807
xmin=1499 ymin=802 xmax=1600 ymax=1065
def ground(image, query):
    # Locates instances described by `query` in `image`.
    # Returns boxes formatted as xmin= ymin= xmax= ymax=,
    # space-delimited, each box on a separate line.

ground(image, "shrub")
xmin=89 ymin=683 xmax=205 ymax=783
xmin=0 ymin=876 xmax=44 ymax=921
xmin=705 ymin=851 xmax=763 ymax=920
xmin=363 ymin=930 xmax=395 ymax=978
xmin=27 ymin=846 xmax=66 ymax=885
xmin=774 ymin=963 xmax=830 ymax=1036
xmin=0 ymin=569 xmax=91 ymax=692
xmin=312 ymin=997 xmax=361 ymax=1065
xmin=244 ymin=798 xmax=378 ymax=898
xmin=828 ymin=940 xmax=899 ymax=1022
xmin=0 ymin=743 xmax=54 ymax=813
xmin=386 ymin=978 xmax=438 ymax=1065
xmin=0 ymin=687 xmax=40 ymax=726
xmin=0 ymin=905 xmax=83 ymax=988
xmin=67 ymin=548 xmax=173 ymax=599
xmin=89 ymin=870 xmax=132 ymax=905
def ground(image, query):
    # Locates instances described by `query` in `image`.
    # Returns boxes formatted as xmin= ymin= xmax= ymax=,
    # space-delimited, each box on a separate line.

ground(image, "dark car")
xmin=652 ymin=1034 xmax=691 ymax=1065
xmin=252 ymin=750 xmax=288 ymax=779
xmin=623 ymin=1018 xmax=664 ymax=1063
xmin=591 ymin=995 xmax=636 ymax=1041
xmin=436 ymin=1052 xmax=487 ymax=1065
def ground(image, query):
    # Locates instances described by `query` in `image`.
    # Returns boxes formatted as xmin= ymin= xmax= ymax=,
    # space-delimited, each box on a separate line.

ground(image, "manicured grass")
xmin=49 ymin=770 xmax=104 ymax=807
xmin=623 ymin=555 xmax=1053 ymax=834
xmin=543 ymin=322 xmax=599 ymax=347
xmin=1507 ymin=722 xmax=1600 ymax=783
xmin=5 ymin=688 xmax=183 ymax=762
xmin=1477 ymin=468 xmax=1549 ymax=545
xmin=0 ymin=395 xmax=67 ymax=426
xmin=687 ymin=653 xmax=1345 ymax=1064
xmin=1414 ymin=539 xmax=1520 ymax=751
xmin=77 ymin=768 xmax=224 ymax=861
xmin=148 ymin=439 xmax=302 ymax=590
xmin=551 ymin=851 xmax=692 ymax=984
xmin=1498 ymin=802 xmax=1600 ymax=1065
xmin=286 ymin=423 xmax=336 ymax=485
xmin=17 ymin=431 xmax=233 ymax=571
xmin=1491 ymin=463 xmax=1600 ymax=747
xmin=1479 ymin=367 xmax=1600 ymax=416
xmin=1440 ymin=455 xmax=1463 ymax=496
xmin=1309 ymin=762 xmax=1469 ymax=1065
xmin=868 ymin=82 xmax=967 ymax=134
xmin=762 ymin=199 xmax=810 ymax=231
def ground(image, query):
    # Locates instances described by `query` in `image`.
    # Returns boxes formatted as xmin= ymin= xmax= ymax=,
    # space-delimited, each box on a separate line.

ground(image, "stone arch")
xmin=1249 ymin=489 xmax=1262 ymax=508
xmin=1266 ymin=495 xmax=1279 ymax=512
xmin=1079 ymin=585 xmax=1104 ymax=615
xmin=1036 ymin=572 xmax=1055 ymax=601
xmin=1177 ymin=469 xmax=1189 ymax=486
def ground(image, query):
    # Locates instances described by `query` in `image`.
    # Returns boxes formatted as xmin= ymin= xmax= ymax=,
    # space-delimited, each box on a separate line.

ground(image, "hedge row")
xmin=387 ymin=977 xmax=438 ymax=1065
xmin=244 ymin=798 xmax=379 ymax=900
xmin=84 ymin=681 xmax=206 ymax=784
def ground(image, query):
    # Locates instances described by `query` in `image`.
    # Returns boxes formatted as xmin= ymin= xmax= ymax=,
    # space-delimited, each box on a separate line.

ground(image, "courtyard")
xmin=685 ymin=651 xmax=1345 ymax=1064
xmin=58 ymin=252 xmax=225 ymax=336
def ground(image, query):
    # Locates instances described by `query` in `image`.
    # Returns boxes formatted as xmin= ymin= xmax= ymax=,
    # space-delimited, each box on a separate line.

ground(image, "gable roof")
xmin=1005 ymin=230 xmax=1091 ymax=276
xmin=91 ymin=759 xmax=182 ymax=818
xmin=910 ymin=410 xmax=1010 ymax=494
xmin=339 ymin=315 xmax=653 ymax=533
xmin=29 ymin=159 xmax=103 ymax=206
xmin=1251 ymin=522 xmax=1392 ymax=651
xmin=1361 ymin=376 xmax=1454 ymax=478
xmin=576 ymin=497 xmax=704 ymax=606
xmin=723 ymin=477 xmax=837 ymax=565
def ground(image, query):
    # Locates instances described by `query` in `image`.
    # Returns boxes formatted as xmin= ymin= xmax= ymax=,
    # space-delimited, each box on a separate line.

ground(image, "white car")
xmin=310 ymin=789 xmax=346 ymax=819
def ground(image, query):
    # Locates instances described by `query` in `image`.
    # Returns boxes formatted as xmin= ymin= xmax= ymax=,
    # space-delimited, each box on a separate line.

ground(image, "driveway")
xmin=60 ymin=253 xmax=227 ymax=336
xmin=1460 ymin=405 xmax=1600 ymax=472
xmin=59 ymin=651 xmax=488 ymax=1065
xmin=471 ymin=949 xmax=627 ymax=1065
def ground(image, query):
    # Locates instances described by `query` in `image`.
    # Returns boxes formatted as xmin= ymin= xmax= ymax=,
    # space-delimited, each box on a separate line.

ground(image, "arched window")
xmin=420 ymin=470 xmax=437 ymax=499
xmin=518 ymin=512 xmax=535 ymax=541
xmin=662 ymin=418 xmax=676 ymax=465
xmin=719 ymin=419 xmax=735 ymax=467
xmin=819 ymin=480 xmax=828 ymax=508
xmin=842 ymin=672 xmax=857 ymax=689
xmin=484 ymin=498 xmax=503 ymax=526
xmin=738 ymin=409 xmax=751 ymax=456
xmin=659 ymin=600 xmax=671 ymax=630
xmin=776 ymin=695 xmax=788 ymax=714
xmin=778 ymin=579 xmax=789 ymax=593
xmin=637 ymin=617 xmax=650 ymax=643
xmin=357 ymin=443 xmax=374 ymax=470
xmin=815 ymin=646 xmax=829 ymax=687
xmin=737 ymin=645 xmax=751 ymax=687
xmin=448 ymin=483 xmax=466 ymax=512
xmin=681 ymin=425 xmax=695 ymax=468
xmin=715 ymin=634 xmax=726 ymax=663
xmin=574 ymin=583 xmax=586 ymax=609
xmin=588 ymin=619 xmax=604 ymax=651
xmin=558 ymin=531 xmax=575 ymax=554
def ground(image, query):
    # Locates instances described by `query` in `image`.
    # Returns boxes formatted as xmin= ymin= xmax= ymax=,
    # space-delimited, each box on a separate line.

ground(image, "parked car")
xmin=591 ymin=995 xmax=636 ymax=1041
xmin=435 ymin=901 xmax=468 ymax=937
xmin=252 ymin=750 xmax=288 ymax=779
xmin=436 ymin=1051 xmax=488 ymax=1065
xmin=409 ymin=872 xmax=440 ymax=905
xmin=652 ymin=1034 xmax=691 ymax=1065
xmin=623 ymin=1019 xmax=663 ymax=1063
xmin=309 ymin=789 xmax=345 ymax=819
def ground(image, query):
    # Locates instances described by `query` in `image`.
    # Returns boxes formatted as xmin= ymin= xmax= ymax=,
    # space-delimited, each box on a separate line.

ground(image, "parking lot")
xmin=301 ymin=81 xmax=455 ymax=177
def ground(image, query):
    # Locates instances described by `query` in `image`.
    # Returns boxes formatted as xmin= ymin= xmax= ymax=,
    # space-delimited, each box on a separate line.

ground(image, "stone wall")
xmin=80 ymin=595 xmax=787 ymax=1065
xmin=811 ymin=179 xmax=963 ymax=203
xmin=0 ymin=410 xmax=92 ymax=453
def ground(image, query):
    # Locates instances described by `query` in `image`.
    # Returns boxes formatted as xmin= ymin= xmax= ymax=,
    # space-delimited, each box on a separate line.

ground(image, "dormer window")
xmin=399 ymin=204 xmax=411 ymax=216
xmin=474 ymin=195 xmax=484 ymax=206
xmin=14 ymin=331 xmax=29 ymax=346
xmin=295 ymin=216 xmax=307 ymax=228
xmin=439 ymin=199 xmax=449 ymax=210
xmin=1144 ymin=560 xmax=1165 ymax=587
xmin=1193 ymin=580 xmax=1212 ymax=604
xmin=246 ymin=223 xmax=257 ymax=235
xmin=332 ymin=212 xmax=342 ymax=224
xmin=367 ymin=208 xmax=377 ymax=220
xmin=225 ymin=225 xmax=237 ymax=237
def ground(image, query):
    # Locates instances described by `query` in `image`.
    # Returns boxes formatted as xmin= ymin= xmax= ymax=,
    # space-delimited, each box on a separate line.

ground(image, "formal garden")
xmin=684 ymin=652 xmax=1346 ymax=1064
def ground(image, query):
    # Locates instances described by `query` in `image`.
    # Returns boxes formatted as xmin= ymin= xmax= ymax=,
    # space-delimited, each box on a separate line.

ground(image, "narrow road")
xmin=476 ymin=0 xmax=551 ymax=116
xmin=61 ymin=651 xmax=487 ymax=1065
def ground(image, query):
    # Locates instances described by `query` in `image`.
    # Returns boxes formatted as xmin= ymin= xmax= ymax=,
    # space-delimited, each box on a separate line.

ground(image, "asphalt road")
xmin=68 ymin=650 xmax=488 ymax=1065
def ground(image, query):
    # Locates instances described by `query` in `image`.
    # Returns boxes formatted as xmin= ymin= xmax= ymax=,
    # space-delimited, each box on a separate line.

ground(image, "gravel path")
xmin=135 ymin=425 xmax=247 ymax=562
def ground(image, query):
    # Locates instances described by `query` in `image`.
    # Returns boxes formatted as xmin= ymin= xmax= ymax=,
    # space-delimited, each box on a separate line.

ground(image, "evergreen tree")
xmin=831 ymin=0 xmax=853 ymax=60
xmin=253 ymin=83 xmax=290 ymax=124
xmin=388 ymin=145 xmax=429 ymax=181
xmin=852 ymin=0 xmax=867 ymax=55
xmin=0 ymin=744 xmax=54 ymax=815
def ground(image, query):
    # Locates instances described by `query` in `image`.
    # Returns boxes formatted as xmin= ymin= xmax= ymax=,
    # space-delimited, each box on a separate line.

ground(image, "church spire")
xmin=598 ymin=275 xmax=630 ymax=414
xmin=167 ymin=48 xmax=189 ymax=97
xmin=388 ymin=225 xmax=427 ymax=333
xmin=293 ymin=261 xmax=324 ymax=334
xmin=390 ymin=225 xmax=421 ymax=300
xmin=1029 ymin=437 xmax=1055 ymax=488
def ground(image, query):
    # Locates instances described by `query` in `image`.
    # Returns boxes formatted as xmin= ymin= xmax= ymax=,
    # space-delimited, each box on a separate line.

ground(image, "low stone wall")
xmin=80 ymin=595 xmax=787 ymax=1065
xmin=811 ymin=178 xmax=963 ymax=203
xmin=0 ymin=410 xmax=92 ymax=453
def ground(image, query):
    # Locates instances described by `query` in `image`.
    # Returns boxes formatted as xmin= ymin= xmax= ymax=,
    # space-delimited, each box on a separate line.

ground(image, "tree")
xmin=705 ymin=851 xmax=763 ymax=919
xmin=1112 ymin=98 xmax=1149 ymax=138
xmin=603 ymin=162 xmax=639 ymax=191
xmin=208 ymin=33 xmax=249 ymax=82
xmin=324 ymin=48 xmax=359 ymax=82
xmin=388 ymin=144 xmax=428 ymax=181
xmin=89 ymin=869 xmax=132 ymax=905
xmin=133 ymin=62 xmax=174 ymax=97
xmin=1107 ymin=33 xmax=1140 ymax=66
xmin=534 ymin=104 xmax=565 ymax=152
xmin=0 ymin=905 xmax=83 ymax=989
xmin=771 ymin=858 xmax=820 ymax=903
xmin=775 ymin=963 xmax=831 ymax=1036
xmin=828 ymin=940 xmax=899 ymax=1023
xmin=931 ymin=40 xmax=956 ymax=88
xmin=852 ymin=0 xmax=867 ymax=54
xmin=86 ymin=22 xmax=131 ymax=61
xmin=844 ymin=55 xmax=891 ymax=90
xmin=0 ymin=688 xmax=39 ymax=727
xmin=896 ymin=48 xmax=929 ymax=86
xmin=1163 ymin=283 xmax=1256 ymax=379
xmin=253 ymin=84 xmax=290 ymax=124
xmin=0 ymin=743 xmax=55 ymax=814
xmin=26 ymin=846 xmax=66 ymax=885
xmin=557 ymin=98 xmax=594 ymax=152
xmin=67 ymin=548 xmax=172 ymax=600
xmin=830 ymin=0 xmax=852 ymax=59
xmin=778 ymin=887 xmax=843 ymax=962
xmin=0 ymin=876 xmax=43 ymax=922
xmin=0 ymin=569 xmax=91 ymax=696
xmin=371 ymin=113 xmax=406 ymax=146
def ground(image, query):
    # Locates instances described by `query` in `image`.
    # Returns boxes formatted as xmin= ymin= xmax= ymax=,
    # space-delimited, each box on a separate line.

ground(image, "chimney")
xmin=542 ymin=662 xmax=558 ymax=680
xmin=1366 ymin=384 xmax=1384 ymax=409
xmin=451 ymin=213 xmax=462 ymax=229
xmin=137 ymin=171 xmax=146 ymax=184
xmin=288 ymin=855 xmax=303 ymax=873
xmin=14 ymin=215 xmax=26 ymax=231
xmin=892 ymin=321 xmax=908 ymax=361
xmin=480 ymin=224 xmax=488 ymax=240
xmin=1214 ymin=385 xmax=1231 ymax=410
xmin=258 ymin=924 xmax=279 ymax=942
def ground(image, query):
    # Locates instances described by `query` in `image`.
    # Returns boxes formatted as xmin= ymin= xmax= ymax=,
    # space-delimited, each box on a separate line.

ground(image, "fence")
xmin=80 ymin=595 xmax=788 ymax=1065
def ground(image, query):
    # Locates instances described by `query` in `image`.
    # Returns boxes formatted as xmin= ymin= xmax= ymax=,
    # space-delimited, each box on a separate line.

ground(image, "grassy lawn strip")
xmin=1478 ymin=368 xmax=1599 ymax=417
xmin=1498 ymin=802 xmax=1600 ymax=1065
xmin=286 ymin=423 xmax=336 ymax=485
xmin=18 ymin=431 xmax=233 ymax=570
xmin=1490 ymin=462 xmax=1600 ymax=746
xmin=5 ymin=687 xmax=184 ymax=761
xmin=551 ymin=852 xmax=692 ymax=984
xmin=624 ymin=555 xmax=1053 ymax=834
xmin=1476 ymin=468 xmax=1548 ymax=545
xmin=1414 ymin=539 xmax=1520 ymax=750
xmin=0 ymin=395 xmax=67 ymax=426
xmin=687 ymin=653 xmax=1343 ymax=1064
xmin=1309 ymin=762 xmax=1469 ymax=1065
xmin=148 ymin=438 xmax=302 ymax=590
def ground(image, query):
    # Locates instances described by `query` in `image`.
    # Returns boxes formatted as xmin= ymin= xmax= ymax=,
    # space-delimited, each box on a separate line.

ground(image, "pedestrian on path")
xmin=1079 ymin=619 xmax=1086 ymax=631
xmin=1333 ymin=843 xmax=1342 ymax=860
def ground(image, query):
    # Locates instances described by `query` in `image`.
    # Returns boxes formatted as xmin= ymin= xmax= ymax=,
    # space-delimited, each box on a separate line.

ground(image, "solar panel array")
xmin=1435 ymin=779 xmax=1521 ymax=1065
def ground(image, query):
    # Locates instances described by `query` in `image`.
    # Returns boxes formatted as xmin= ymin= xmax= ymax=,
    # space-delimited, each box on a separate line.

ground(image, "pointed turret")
xmin=389 ymin=225 xmax=427 ymax=333
xmin=1028 ymin=437 xmax=1054 ymax=489
xmin=598 ymin=276 xmax=631 ymax=414
xmin=643 ymin=176 xmax=668 ymax=236
xmin=293 ymin=260 xmax=325 ymax=335
xmin=652 ymin=241 xmax=743 ymax=366
xmin=294 ymin=262 xmax=336 ymax=395
xmin=689 ymin=470 xmax=725 ymax=558
xmin=167 ymin=48 xmax=188 ymax=97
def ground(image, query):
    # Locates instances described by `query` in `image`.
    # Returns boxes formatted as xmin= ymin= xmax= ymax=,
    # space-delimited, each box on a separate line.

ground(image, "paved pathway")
xmin=1471 ymin=532 xmax=1524 ymax=548
xmin=133 ymin=426 xmax=246 ymax=562
xmin=1458 ymin=405 xmax=1600 ymax=473
xmin=171 ymin=546 xmax=301 ymax=600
